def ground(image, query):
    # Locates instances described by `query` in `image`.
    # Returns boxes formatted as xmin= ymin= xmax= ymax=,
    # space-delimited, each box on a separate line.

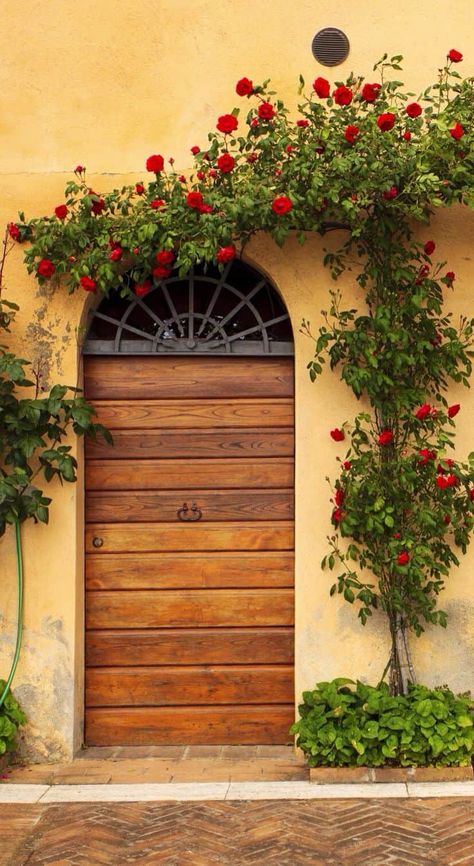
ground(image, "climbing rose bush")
xmin=9 ymin=51 xmax=474 ymax=694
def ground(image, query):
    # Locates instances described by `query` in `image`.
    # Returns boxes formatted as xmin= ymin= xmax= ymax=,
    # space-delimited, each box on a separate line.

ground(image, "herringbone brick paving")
xmin=3 ymin=798 xmax=474 ymax=866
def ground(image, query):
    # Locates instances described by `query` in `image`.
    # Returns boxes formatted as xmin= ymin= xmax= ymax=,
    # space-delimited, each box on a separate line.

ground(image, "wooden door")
xmin=84 ymin=355 xmax=294 ymax=745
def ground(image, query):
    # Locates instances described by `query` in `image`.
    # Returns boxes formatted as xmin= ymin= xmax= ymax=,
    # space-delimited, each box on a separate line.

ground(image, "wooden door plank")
xmin=84 ymin=356 xmax=294 ymax=400
xmin=85 ymin=458 xmax=294 ymax=490
xmin=86 ymin=490 xmax=294 ymax=524
xmin=90 ymin=398 xmax=294 ymax=430
xmin=85 ymin=705 xmax=294 ymax=745
xmin=86 ymin=665 xmax=294 ymax=706
xmin=85 ymin=627 xmax=294 ymax=666
xmin=86 ymin=428 xmax=294 ymax=459
xmin=85 ymin=521 xmax=294 ymax=553
xmin=86 ymin=589 xmax=295 ymax=628
xmin=86 ymin=551 xmax=294 ymax=590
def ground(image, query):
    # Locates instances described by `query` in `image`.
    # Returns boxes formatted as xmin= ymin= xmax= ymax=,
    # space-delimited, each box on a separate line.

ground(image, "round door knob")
xmin=92 ymin=536 xmax=104 ymax=548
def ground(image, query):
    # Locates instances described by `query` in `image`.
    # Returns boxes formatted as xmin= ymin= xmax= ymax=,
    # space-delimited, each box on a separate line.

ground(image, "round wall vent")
xmin=312 ymin=28 xmax=350 ymax=66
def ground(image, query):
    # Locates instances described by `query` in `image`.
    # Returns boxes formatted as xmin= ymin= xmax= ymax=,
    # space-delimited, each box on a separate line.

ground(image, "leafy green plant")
xmin=0 ymin=233 xmax=111 ymax=535
xmin=0 ymin=679 xmax=26 ymax=756
xmin=291 ymin=678 xmax=474 ymax=767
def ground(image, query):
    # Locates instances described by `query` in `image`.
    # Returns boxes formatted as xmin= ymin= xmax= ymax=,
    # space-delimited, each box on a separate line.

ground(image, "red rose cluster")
xmin=216 ymin=114 xmax=238 ymax=134
xmin=236 ymin=77 xmax=253 ymax=96
xmin=80 ymin=275 xmax=97 ymax=292
xmin=271 ymin=195 xmax=293 ymax=215
xmin=216 ymin=246 xmax=236 ymax=264
xmin=361 ymin=82 xmax=381 ymax=102
xmin=146 ymin=154 xmax=164 ymax=173
xmin=37 ymin=259 xmax=55 ymax=278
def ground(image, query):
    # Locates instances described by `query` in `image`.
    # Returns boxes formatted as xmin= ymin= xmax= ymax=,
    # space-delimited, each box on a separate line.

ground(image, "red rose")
xmin=313 ymin=77 xmax=330 ymax=98
xmin=55 ymin=204 xmax=68 ymax=220
xmin=332 ymin=507 xmax=344 ymax=524
xmin=377 ymin=112 xmax=396 ymax=132
xmin=90 ymin=195 xmax=105 ymax=215
xmin=333 ymin=85 xmax=352 ymax=106
xmin=246 ymin=153 xmax=258 ymax=164
xmin=150 ymin=199 xmax=166 ymax=209
xmin=217 ymin=114 xmax=238 ymax=134
xmin=415 ymin=403 xmax=431 ymax=420
xmin=344 ymin=125 xmax=359 ymax=144
xmin=383 ymin=186 xmax=398 ymax=200
xmin=216 ymin=245 xmax=236 ymax=264
xmin=397 ymin=551 xmax=410 ymax=566
xmin=110 ymin=247 xmax=123 ymax=262
xmin=436 ymin=475 xmax=449 ymax=490
xmin=156 ymin=250 xmax=175 ymax=266
xmin=405 ymin=102 xmax=422 ymax=118
xmin=217 ymin=153 xmax=236 ymax=173
xmin=446 ymin=474 xmax=458 ymax=487
xmin=343 ymin=461 xmax=352 ymax=471
xmin=258 ymin=101 xmax=275 ymax=120
xmin=37 ymin=259 xmax=55 ymax=278
xmin=378 ymin=430 xmax=393 ymax=446
xmin=80 ymin=275 xmax=96 ymax=292
xmin=444 ymin=514 xmax=451 ymax=525
xmin=424 ymin=240 xmax=435 ymax=256
xmin=135 ymin=183 xmax=145 ymax=195
xmin=133 ymin=248 xmax=140 ymax=255
xmin=449 ymin=122 xmax=464 ymax=140
xmin=470 ymin=489 xmax=474 ymax=502
xmin=330 ymin=428 xmax=345 ymax=442
xmin=335 ymin=488 xmax=345 ymax=506
xmin=74 ymin=165 xmax=85 ymax=174
xmin=199 ymin=204 xmax=214 ymax=214
xmin=296 ymin=119 xmax=309 ymax=128
xmin=209 ymin=168 xmax=218 ymax=178
xmin=403 ymin=131 xmax=412 ymax=141
xmin=286 ymin=145 xmax=294 ymax=154
xmin=187 ymin=191 xmax=204 ymax=209
xmin=196 ymin=171 xmax=205 ymax=180
xmin=361 ymin=82 xmax=381 ymax=103
xmin=445 ymin=271 xmax=455 ymax=286
xmin=8 ymin=222 xmax=21 ymax=241
xmin=419 ymin=448 xmax=436 ymax=465
xmin=134 ymin=280 xmax=152 ymax=297
xmin=448 ymin=404 xmax=460 ymax=418
xmin=448 ymin=49 xmax=463 ymax=63
xmin=393 ymin=533 xmax=401 ymax=540
xmin=271 ymin=195 xmax=293 ymax=216
xmin=153 ymin=265 xmax=172 ymax=279
xmin=190 ymin=146 xmax=200 ymax=155
xmin=236 ymin=77 xmax=253 ymax=96
xmin=146 ymin=154 xmax=164 ymax=172
xmin=178 ymin=175 xmax=186 ymax=183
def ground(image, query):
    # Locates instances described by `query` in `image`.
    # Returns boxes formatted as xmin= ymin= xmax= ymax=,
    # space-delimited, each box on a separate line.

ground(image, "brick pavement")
xmin=2 ymin=798 xmax=474 ymax=866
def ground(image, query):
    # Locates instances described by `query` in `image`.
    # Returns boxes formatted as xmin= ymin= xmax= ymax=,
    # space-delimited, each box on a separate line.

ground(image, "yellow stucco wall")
xmin=0 ymin=0 xmax=473 ymax=760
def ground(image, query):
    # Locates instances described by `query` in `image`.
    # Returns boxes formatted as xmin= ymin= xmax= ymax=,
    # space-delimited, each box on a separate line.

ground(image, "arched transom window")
xmin=83 ymin=260 xmax=293 ymax=355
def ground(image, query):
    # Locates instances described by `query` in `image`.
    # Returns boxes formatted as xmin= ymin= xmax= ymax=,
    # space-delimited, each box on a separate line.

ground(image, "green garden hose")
xmin=0 ymin=520 xmax=23 ymax=709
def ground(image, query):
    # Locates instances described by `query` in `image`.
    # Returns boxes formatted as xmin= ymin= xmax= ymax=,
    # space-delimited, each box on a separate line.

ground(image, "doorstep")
xmin=4 ymin=745 xmax=307 ymax=785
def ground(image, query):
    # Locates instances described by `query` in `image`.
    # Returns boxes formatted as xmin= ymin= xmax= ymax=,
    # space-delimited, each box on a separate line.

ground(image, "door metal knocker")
xmin=177 ymin=502 xmax=202 ymax=522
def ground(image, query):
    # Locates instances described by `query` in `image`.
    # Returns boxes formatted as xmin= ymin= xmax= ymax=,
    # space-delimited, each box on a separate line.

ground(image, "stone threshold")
xmin=1 ymin=780 xmax=474 ymax=803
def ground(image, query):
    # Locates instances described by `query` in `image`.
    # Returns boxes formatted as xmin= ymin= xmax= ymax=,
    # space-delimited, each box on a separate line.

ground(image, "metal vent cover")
xmin=312 ymin=28 xmax=350 ymax=67
xmin=83 ymin=260 xmax=294 ymax=356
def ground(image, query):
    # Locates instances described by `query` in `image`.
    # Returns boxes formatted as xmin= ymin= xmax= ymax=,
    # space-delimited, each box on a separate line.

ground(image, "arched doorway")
xmin=83 ymin=260 xmax=295 ymax=744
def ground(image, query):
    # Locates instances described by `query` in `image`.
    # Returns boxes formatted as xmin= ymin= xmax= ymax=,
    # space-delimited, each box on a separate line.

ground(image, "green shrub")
xmin=0 ymin=680 xmax=27 ymax=756
xmin=290 ymin=678 xmax=474 ymax=767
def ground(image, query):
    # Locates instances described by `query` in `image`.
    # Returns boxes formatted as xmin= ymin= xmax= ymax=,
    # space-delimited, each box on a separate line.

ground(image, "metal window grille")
xmin=83 ymin=260 xmax=294 ymax=356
